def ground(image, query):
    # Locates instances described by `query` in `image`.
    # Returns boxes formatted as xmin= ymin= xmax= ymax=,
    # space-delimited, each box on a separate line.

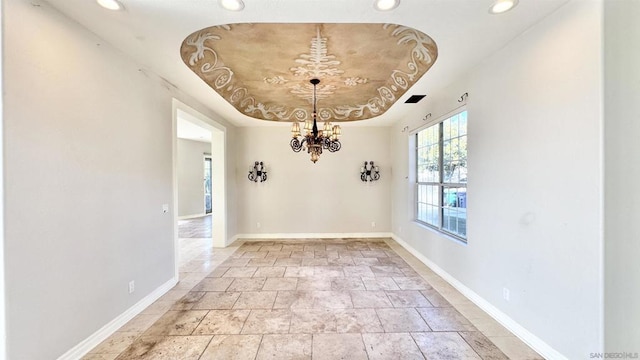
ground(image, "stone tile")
xmin=370 ymin=265 xmax=405 ymax=277
xmin=343 ymin=266 xmax=375 ymax=277
xmin=313 ymin=266 xmax=345 ymax=277
xmin=192 ymin=292 xmax=241 ymax=310
xmin=470 ymin=317 xmax=513 ymax=336
xmin=459 ymin=332 xmax=509 ymax=360
xmin=118 ymin=314 xmax=162 ymax=333
xmin=267 ymin=251 xmax=292 ymax=258
xmin=89 ymin=332 xmax=139 ymax=355
xmin=256 ymin=334 xmax=312 ymax=360
xmin=239 ymin=244 xmax=263 ymax=251
xmin=141 ymin=300 xmax=174 ymax=315
xmin=220 ymin=258 xmax=251 ymax=267
xmin=263 ymin=277 xmax=298 ymax=291
xmin=297 ymin=277 xmax=332 ymax=291
xmin=386 ymin=290 xmax=432 ymax=308
xmin=301 ymin=258 xmax=329 ymax=266
xmin=377 ymin=257 xmax=408 ymax=266
xmin=362 ymin=277 xmax=400 ymax=291
xmin=291 ymin=251 xmax=315 ymax=258
xmin=339 ymin=251 xmax=363 ymax=258
xmin=313 ymin=250 xmax=338 ymax=258
xmin=312 ymin=291 xmax=354 ymax=309
xmin=260 ymin=245 xmax=283 ymax=252
xmin=83 ymin=354 xmax=118 ymax=360
xmin=281 ymin=244 xmax=306 ymax=252
xmin=350 ymin=291 xmax=393 ymax=308
xmin=192 ymin=277 xmax=233 ymax=292
xmin=376 ymin=308 xmax=431 ymax=332
xmin=416 ymin=307 xmax=476 ymax=331
xmin=334 ymin=309 xmax=384 ymax=333
xmin=412 ymin=332 xmax=481 ymax=360
xmin=143 ymin=310 xmax=208 ymax=336
xmin=284 ymin=266 xmax=316 ymax=277
xmin=392 ymin=277 xmax=431 ymax=290
xmin=361 ymin=333 xmax=424 ymax=360
xmin=360 ymin=250 xmax=388 ymax=258
xmin=454 ymin=303 xmax=489 ymax=320
xmin=233 ymin=291 xmax=277 ymax=309
xmin=193 ymin=310 xmax=250 ymax=335
xmin=489 ymin=336 xmax=543 ymax=360
xmin=353 ymin=257 xmax=380 ymax=266
xmin=401 ymin=268 xmax=421 ymax=277
xmin=327 ymin=257 xmax=355 ymax=266
xmin=304 ymin=244 xmax=326 ymax=252
xmin=290 ymin=309 xmax=337 ymax=333
xmin=241 ymin=251 xmax=268 ymax=259
xmin=420 ymin=288 xmax=452 ymax=307
xmin=223 ymin=267 xmax=258 ymax=278
xmin=200 ymin=334 xmax=262 ymax=360
xmin=254 ymin=266 xmax=286 ymax=278
xmin=248 ymin=258 xmax=277 ymax=267
xmin=273 ymin=291 xmax=315 ymax=309
xmin=228 ymin=277 xmax=267 ymax=291
xmin=241 ymin=309 xmax=292 ymax=334
xmin=312 ymin=333 xmax=368 ymax=360
xmin=115 ymin=335 xmax=212 ymax=359
xmin=274 ymin=258 xmax=303 ymax=266
xmin=331 ymin=277 xmax=366 ymax=291
xmin=170 ymin=292 xmax=206 ymax=311
xmin=206 ymin=267 xmax=230 ymax=277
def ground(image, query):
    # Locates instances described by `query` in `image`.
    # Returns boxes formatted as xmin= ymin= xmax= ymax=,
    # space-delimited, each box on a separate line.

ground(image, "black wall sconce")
xmin=360 ymin=161 xmax=380 ymax=182
xmin=248 ymin=161 xmax=267 ymax=182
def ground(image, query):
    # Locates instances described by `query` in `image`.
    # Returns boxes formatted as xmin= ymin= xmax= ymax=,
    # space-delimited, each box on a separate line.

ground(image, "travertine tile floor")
xmin=83 ymin=238 xmax=544 ymax=360
xmin=178 ymin=215 xmax=213 ymax=239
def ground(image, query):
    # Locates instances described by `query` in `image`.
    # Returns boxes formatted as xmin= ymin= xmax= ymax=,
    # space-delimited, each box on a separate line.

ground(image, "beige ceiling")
xmin=180 ymin=23 xmax=437 ymax=122
xmin=42 ymin=0 xmax=571 ymax=127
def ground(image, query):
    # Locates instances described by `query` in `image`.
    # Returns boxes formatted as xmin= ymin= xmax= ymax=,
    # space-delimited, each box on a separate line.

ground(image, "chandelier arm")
xmin=327 ymin=140 xmax=341 ymax=152
xmin=290 ymin=137 xmax=304 ymax=152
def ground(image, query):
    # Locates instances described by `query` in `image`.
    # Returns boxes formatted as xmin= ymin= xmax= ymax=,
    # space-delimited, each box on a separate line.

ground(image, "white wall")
xmin=390 ymin=2 xmax=602 ymax=358
xmin=236 ymin=126 xmax=390 ymax=235
xmin=604 ymin=0 xmax=640 ymax=353
xmin=177 ymin=138 xmax=210 ymax=217
xmin=2 ymin=0 xmax=237 ymax=358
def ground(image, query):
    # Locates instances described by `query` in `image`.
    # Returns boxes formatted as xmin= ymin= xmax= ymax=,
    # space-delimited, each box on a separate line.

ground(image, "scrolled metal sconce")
xmin=248 ymin=161 xmax=267 ymax=182
xmin=360 ymin=161 xmax=380 ymax=182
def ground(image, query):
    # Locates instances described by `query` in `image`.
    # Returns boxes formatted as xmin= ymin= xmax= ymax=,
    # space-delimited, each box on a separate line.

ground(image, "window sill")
xmin=412 ymin=220 xmax=468 ymax=246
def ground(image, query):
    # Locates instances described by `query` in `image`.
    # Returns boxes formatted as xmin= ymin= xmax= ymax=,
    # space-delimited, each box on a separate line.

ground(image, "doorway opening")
xmin=204 ymin=156 xmax=212 ymax=215
xmin=172 ymin=99 xmax=227 ymax=280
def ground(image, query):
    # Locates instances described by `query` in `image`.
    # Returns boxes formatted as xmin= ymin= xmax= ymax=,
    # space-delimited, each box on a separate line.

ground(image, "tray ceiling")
xmin=180 ymin=23 xmax=437 ymax=122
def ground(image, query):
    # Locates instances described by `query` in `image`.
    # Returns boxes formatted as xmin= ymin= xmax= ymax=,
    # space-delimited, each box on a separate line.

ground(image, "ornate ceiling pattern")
xmin=180 ymin=23 xmax=438 ymax=122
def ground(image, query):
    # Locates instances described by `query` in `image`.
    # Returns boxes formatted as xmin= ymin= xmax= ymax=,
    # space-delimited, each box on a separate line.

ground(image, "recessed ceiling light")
xmin=219 ymin=0 xmax=245 ymax=11
xmin=374 ymin=0 xmax=400 ymax=11
xmin=96 ymin=0 xmax=123 ymax=11
xmin=489 ymin=0 xmax=518 ymax=14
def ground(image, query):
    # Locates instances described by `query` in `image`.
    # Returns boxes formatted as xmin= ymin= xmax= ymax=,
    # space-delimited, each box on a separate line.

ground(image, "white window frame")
xmin=414 ymin=109 xmax=468 ymax=242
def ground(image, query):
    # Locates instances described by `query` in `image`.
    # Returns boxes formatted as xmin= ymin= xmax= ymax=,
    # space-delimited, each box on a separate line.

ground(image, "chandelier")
xmin=290 ymin=78 xmax=342 ymax=163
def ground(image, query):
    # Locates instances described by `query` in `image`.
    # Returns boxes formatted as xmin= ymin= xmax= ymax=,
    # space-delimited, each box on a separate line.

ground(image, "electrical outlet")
xmin=503 ymin=287 xmax=510 ymax=302
xmin=371 ymin=221 xmax=376 ymax=228
xmin=162 ymin=204 xmax=169 ymax=214
xmin=129 ymin=281 xmax=135 ymax=294
xmin=256 ymin=222 xmax=261 ymax=229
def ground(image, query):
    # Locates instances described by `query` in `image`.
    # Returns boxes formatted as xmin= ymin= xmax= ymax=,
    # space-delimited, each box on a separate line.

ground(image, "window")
xmin=416 ymin=110 xmax=467 ymax=241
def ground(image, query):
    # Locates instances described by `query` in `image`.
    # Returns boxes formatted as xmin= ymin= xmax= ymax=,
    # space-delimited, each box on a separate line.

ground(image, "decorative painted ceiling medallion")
xmin=180 ymin=23 xmax=438 ymax=122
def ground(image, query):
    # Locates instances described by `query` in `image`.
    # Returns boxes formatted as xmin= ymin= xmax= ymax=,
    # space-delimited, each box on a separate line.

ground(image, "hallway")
xmin=83 ymin=238 xmax=541 ymax=359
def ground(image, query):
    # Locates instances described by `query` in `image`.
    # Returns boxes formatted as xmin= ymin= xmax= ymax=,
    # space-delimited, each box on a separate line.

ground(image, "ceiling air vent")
xmin=405 ymin=95 xmax=426 ymax=103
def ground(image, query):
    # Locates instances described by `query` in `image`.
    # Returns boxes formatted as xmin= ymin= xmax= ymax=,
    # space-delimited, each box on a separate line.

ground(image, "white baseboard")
xmin=234 ymin=232 xmax=393 ymax=240
xmin=57 ymin=277 xmax=178 ymax=360
xmin=178 ymin=213 xmax=210 ymax=220
xmin=390 ymin=234 xmax=567 ymax=360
